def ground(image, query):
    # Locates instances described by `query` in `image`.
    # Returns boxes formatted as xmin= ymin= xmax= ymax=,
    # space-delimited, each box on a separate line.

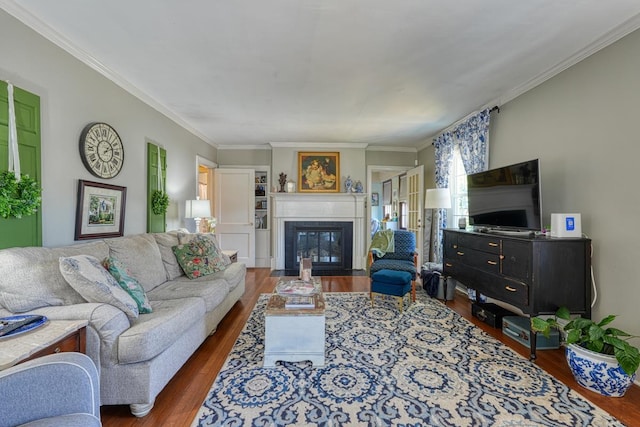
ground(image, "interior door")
xmin=406 ymin=165 xmax=424 ymax=267
xmin=213 ymin=168 xmax=255 ymax=267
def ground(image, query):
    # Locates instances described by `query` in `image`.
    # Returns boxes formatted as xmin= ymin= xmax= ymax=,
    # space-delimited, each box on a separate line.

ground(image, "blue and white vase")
xmin=344 ymin=176 xmax=353 ymax=193
xmin=354 ymin=180 xmax=363 ymax=193
xmin=565 ymin=343 xmax=636 ymax=397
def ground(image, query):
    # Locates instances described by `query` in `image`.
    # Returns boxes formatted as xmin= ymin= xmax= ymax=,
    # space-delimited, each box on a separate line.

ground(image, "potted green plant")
xmin=532 ymin=307 xmax=639 ymax=397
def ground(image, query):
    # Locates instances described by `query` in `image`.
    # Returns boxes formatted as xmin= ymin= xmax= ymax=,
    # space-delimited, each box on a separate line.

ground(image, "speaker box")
xmin=550 ymin=213 xmax=582 ymax=238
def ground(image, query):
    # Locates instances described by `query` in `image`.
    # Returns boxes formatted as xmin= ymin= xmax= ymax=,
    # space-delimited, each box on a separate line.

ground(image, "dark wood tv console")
xmin=442 ymin=229 xmax=592 ymax=359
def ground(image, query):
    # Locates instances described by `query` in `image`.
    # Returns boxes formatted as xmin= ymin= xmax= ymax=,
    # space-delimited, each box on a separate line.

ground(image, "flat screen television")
xmin=467 ymin=159 xmax=542 ymax=232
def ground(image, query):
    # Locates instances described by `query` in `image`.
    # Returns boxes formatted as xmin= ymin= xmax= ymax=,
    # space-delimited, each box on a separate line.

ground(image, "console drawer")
xmin=492 ymin=278 xmax=529 ymax=307
xmin=459 ymin=234 xmax=500 ymax=254
xmin=451 ymin=247 xmax=500 ymax=274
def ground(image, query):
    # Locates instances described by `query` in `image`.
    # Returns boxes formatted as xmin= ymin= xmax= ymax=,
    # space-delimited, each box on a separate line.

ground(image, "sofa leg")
xmin=411 ymin=280 xmax=416 ymax=302
xmin=130 ymin=401 xmax=155 ymax=417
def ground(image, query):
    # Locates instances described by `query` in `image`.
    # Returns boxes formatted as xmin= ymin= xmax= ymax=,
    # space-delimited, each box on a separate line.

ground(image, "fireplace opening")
xmin=284 ymin=221 xmax=353 ymax=272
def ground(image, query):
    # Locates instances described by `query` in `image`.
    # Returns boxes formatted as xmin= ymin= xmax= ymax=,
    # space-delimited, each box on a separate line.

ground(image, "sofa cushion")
xmin=152 ymin=232 xmax=184 ymax=280
xmin=59 ymin=255 xmax=139 ymax=319
xmin=147 ymin=277 xmax=229 ymax=313
xmin=206 ymin=262 xmax=246 ymax=292
xmin=172 ymin=235 xmax=227 ymax=279
xmin=178 ymin=232 xmax=232 ymax=266
xmin=117 ymin=297 xmax=205 ymax=364
xmin=106 ymin=234 xmax=167 ymax=292
xmin=0 ymin=241 xmax=109 ymax=313
xmin=103 ymin=257 xmax=152 ymax=314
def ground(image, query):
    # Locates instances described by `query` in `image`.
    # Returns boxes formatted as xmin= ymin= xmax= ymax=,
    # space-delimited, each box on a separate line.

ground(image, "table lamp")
xmin=185 ymin=199 xmax=211 ymax=233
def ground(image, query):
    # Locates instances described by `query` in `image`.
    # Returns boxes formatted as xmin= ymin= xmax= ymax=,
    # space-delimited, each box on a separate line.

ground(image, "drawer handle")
xmin=456 ymin=251 xmax=464 ymax=256
xmin=487 ymin=260 xmax=497 ymax=265
xmin=445 ymin=263 xmax=453 ymax=267
xmin=488 ymin=242 xmax=498 ymax=247
xmin=54 ymin=347 xmax=61 ymax=353
xmin=505 ymin=286 xmax=517 ymax=292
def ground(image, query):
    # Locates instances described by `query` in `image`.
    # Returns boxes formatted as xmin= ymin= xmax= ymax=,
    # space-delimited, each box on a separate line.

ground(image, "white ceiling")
xmin=3 ymin=0 xmax=640 ymax=149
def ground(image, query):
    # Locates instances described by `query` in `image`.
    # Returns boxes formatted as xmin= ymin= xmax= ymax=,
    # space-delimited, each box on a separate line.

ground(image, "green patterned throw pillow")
xmin=103 ymin=257 xmax=153 ymax=314
xmin=172 ymin=235 xmax=227 ymax=279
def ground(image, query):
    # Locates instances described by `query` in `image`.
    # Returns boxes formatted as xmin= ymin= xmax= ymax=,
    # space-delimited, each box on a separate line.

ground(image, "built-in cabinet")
xmin=255 ymin=171 xmax=269 ymax=229
xmin=254 ymin=170 xmax=270 ymax=267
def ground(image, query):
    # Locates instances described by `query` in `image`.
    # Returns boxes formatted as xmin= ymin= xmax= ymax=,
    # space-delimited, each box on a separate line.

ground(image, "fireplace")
xmin=285 ymin=221 xmax=353 ymax=272
xmin=271 ymin=193 xmax=367 ymax=271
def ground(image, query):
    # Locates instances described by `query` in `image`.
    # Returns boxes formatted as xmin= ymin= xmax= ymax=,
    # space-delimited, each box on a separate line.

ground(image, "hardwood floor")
xmin=101 ymin=269 xmax=640 ymax=427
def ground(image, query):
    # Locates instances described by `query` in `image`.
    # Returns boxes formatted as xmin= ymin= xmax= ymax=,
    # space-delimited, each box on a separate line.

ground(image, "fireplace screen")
xmin=297 ymin=231 xmax=341 ymax=263
xmin=285 ymin=221 xmax=353 ymax=271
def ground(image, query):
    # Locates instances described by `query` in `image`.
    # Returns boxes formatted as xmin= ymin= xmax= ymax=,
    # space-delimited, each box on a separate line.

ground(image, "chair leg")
xmin=411 ymin=280 xmax=416 ymax=302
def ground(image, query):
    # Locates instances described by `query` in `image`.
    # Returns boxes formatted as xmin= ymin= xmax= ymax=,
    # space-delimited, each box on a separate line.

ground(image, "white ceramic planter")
xmin=565 ymin=343 xmax=637 ymax=397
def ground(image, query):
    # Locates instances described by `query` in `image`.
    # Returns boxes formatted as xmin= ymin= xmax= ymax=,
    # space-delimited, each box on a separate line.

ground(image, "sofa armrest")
xmin=0 ymin=352 xmax=101 ymax=427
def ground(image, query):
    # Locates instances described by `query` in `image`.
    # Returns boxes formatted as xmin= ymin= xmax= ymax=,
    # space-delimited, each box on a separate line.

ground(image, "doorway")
xmin=366 ymin=165 xmax=423 ymax=267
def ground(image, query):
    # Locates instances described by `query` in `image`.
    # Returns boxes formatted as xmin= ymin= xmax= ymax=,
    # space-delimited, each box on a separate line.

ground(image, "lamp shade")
xmin=185 ymin=199 xmax=211 ymax=219
xmin=425 ymin=188 xmax=451 ymax=209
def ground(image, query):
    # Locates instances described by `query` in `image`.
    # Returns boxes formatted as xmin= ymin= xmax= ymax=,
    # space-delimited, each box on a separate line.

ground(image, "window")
xmin=450 ymin=146 xmax=468 ymax=227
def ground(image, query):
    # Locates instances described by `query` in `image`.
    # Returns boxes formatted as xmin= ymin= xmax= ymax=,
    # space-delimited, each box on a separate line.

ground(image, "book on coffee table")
xmin=285 ymin=295 xmax=315 ymax=309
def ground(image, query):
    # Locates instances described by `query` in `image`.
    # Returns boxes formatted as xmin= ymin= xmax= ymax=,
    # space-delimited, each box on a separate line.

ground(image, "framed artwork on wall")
xmin=297 ymin=152 xmax=340 ymax=193
xmin=371 ymin=192 xmax=379 ymax=206
xmin=75 ymin=180 xmax=127 ymax=240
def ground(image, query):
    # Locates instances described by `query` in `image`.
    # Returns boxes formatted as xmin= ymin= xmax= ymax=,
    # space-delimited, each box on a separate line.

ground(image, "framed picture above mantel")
xmin=297 ymin=152 xmax=340 ymax=193
xmin=75 ymin=180 xmax=127 ymax=240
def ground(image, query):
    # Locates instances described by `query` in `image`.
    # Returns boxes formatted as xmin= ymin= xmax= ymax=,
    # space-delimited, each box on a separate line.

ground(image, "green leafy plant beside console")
xmin=0 ymin=171 xmax=42 ymax=219
xmin=532 ymin=306 xmax=639 ymax=376
xmin=151 ymin=190 xmax=170 ymax=215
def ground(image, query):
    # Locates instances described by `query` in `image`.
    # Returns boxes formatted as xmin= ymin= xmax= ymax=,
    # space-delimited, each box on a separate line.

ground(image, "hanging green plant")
xmin=0 ymin=171 xmax=42 ymax=219
xmin=151 ymin=189 xmax=170 ymax=215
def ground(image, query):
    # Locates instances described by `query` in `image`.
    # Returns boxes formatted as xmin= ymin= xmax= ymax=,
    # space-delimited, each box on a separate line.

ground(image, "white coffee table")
xmin=263 ymin=279 xmax=325 ymax=367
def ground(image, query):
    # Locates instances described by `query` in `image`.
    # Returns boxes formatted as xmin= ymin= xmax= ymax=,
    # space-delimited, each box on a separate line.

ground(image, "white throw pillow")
xmin=59 ymin=255 xmax=139 ymax=319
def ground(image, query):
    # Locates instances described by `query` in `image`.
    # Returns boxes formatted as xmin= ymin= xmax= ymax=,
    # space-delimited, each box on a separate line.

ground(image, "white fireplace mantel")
xmin=270 ymin=193 xmax=367 ymax=270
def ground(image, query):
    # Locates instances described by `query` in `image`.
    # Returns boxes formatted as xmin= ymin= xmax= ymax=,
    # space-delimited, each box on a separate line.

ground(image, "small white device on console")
xmin=550 ymin=213 xmax=582 ymax=238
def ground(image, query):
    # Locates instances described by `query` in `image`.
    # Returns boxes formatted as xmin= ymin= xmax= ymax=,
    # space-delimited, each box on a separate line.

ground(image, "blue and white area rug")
xmin=192 ymin=292 xmax=622 ymax=426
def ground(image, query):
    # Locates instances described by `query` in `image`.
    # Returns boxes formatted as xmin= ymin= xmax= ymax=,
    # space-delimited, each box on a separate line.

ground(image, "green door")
xmin=147 ymin=142 xmax=167 ymax=233
xmin=0 ymin=82 xmax=42 ymax=248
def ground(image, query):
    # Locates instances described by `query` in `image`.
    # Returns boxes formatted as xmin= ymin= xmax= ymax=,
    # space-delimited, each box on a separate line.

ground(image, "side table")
xmin=0 ymin=319 xmax=88 ymax=370
xmin=222 ymin=249 xmax=238 ymax=263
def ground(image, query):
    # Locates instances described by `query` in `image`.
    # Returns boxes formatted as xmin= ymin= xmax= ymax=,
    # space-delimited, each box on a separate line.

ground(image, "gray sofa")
xmin=0 ymin=231 xmax=246 ymax=417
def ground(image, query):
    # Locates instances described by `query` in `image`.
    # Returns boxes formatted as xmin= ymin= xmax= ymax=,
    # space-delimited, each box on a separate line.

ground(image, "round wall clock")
xmin=79 ymin=122 xmax=124 ymax=179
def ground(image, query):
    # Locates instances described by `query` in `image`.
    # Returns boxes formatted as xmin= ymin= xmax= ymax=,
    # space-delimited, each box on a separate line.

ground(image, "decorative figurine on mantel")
xmin=278 ymin=173 xmax=287 ymax=192
xmin=344 ymin=175 xmax=353 ymax=193
xmin=354 ymin=180 xmax=363 ymax=193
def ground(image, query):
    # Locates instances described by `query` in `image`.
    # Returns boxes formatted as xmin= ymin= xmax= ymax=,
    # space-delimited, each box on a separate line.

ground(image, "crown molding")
xmin=269 ymin=142 xmax=369 ymax=149
xmin=417 ymin=12 xmax=640 ymax=151
xmin=496 ymin=11 xmax=640 ymax=107
xmin=217 ymin=144 xmax=272 ymax=150
xmin=366 ymin=145 xmax=417 ymax=153
xmin=0 ymin=0 xmax=217 ymax=147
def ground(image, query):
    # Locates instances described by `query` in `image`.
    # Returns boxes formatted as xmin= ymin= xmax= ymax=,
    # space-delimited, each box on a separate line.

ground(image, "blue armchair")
xmin=369 ymin=230 xmax=418 ymax=301
xmin=0 ymin=352 xmax=101 ymax=427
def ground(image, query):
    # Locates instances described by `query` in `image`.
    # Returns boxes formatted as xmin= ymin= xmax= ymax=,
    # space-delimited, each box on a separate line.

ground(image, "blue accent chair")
xmin=0 ymin=352 xmax=101 ymax=427
xmin=369 ymin=229 xmax=418 ymax=302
